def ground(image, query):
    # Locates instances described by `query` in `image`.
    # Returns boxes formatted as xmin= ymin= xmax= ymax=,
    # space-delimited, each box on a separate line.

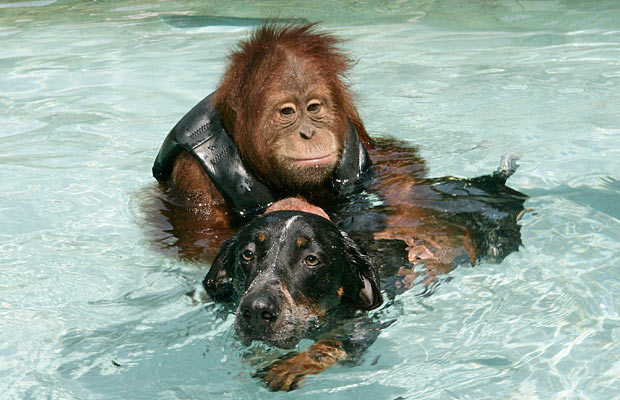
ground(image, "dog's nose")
xmin=240 ymin=293 xmax=280 ymax=327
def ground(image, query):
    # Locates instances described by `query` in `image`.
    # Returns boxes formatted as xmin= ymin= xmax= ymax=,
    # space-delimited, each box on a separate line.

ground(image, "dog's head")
xmin=203 ymin=211 xmax=382 ymax=349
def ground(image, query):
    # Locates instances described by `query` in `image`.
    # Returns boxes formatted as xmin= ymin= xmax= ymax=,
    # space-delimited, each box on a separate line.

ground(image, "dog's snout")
xmin=240 ymin=293 xmax=280 ymax=327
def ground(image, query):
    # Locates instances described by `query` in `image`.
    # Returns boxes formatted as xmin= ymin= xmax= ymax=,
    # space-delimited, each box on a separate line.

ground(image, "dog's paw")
xmin=254 ymin=340 xmax=346 ymax=391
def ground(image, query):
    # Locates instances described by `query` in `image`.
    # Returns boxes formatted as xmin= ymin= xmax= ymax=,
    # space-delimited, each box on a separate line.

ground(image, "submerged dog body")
xmin=203 ymin=163 xmax=527 ymax=391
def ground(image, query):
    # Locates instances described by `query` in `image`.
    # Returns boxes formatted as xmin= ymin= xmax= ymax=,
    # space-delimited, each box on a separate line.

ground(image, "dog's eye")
xmin=304 ymin=255 xmax=320 ymax=267
xmin=241 ymin=250 xmax=254 ymax=261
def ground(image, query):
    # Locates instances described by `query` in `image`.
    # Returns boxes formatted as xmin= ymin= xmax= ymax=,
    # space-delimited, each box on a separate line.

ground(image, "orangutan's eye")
xmin=241 ymin=249 xmax=254 ymax=261
xmin=307 ymin=102 xmax=321 ymax=113
xmin=280 ymin=104 xmax=296 ymax=116
xmin=304 ymin=255 xmax=320 ymax=267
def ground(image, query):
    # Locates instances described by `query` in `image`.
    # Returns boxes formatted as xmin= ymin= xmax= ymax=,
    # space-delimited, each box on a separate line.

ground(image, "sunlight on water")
xmin=1 ymin=1 xmax=619 ymax=398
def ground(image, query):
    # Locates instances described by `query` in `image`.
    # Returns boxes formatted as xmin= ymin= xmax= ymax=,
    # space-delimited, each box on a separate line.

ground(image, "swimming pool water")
xmin=1 ymin=1 xmax=619 ymax=398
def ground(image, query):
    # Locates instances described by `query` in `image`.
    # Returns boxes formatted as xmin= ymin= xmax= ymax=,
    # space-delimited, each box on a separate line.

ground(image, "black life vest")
xmin=153 ymin=93 xmax=371 ymax=219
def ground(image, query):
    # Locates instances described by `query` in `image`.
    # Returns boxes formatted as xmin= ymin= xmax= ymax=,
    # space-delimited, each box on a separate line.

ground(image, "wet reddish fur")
xmin=213 ymin=23 xmax=373 ymax=176
xmin=213 ymin=24 xmax=372 ymax=141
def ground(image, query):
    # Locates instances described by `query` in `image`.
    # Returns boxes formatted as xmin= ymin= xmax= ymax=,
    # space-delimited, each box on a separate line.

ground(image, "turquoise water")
xmin=2 ymin=0 xmax=619 ymax=398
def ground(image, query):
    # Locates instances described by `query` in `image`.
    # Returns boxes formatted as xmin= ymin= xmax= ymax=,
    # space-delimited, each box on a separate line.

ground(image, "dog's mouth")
xmin=235 ymin=315 xmax=309 ymax=349
xmin=237 ymin=329 xmax=302 ymax=350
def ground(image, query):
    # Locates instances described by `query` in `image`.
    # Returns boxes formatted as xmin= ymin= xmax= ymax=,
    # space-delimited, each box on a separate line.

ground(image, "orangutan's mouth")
xmin=288 ymin=152 xmax=337 ymax=167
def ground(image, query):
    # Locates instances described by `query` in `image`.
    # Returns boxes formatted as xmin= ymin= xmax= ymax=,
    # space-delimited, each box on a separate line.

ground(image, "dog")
xmin=203 ymin=209 xmax=384 ymax=390
xmin=202 ymin=160 xmax=527 ymax=391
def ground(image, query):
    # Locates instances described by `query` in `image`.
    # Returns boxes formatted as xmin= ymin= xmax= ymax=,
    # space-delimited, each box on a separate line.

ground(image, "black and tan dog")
xmin=202 ymin=159 xmax=527 ymax=391
xmin=203 ymin=210 xmax=383 ymax=391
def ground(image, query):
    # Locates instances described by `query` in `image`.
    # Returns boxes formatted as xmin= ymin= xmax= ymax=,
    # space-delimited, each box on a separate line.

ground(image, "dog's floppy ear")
xmin=202 ymin=236 xmax=237 ymax=301
xmin=341 ymin=232 xmax=383 ymax=310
